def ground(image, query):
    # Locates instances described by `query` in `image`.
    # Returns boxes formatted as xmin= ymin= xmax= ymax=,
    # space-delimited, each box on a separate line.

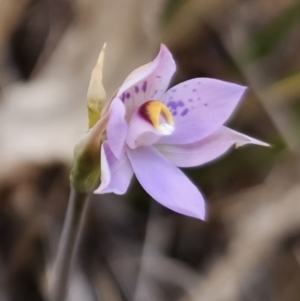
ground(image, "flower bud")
xmin=87 ymin=43 xmax=107 ymax=129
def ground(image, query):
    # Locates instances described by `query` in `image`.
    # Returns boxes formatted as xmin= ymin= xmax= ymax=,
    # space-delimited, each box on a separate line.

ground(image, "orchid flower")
xmin=93 ymin=45 xmax=268 ymax=220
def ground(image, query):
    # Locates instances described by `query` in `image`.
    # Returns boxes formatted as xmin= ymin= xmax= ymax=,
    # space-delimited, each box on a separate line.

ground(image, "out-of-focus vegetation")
xmin=0 ymin=0 xmax=300 ymax=301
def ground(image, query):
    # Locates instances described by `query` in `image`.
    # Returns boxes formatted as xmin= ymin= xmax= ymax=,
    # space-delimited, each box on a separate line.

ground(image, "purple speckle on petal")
xmin=167 ymin=100 xmax=186 ymax=111
xmin=204 ymin=103 xmax=208 ymax=106
xmin=168 ymin=101 xmax=175 ymax=109
xmin=121 ymin=93 xmax=125 ymax=101
xmin=188 ymin=98 xmax=193 ymax=102
xmin=181 ymin=108 xmax=189 ymax=116
xmin=167 ymin=101 xmax=176 ymax=110
xmin=156 ymin=75 xmax=161 ymax=78
xmin=173 ymin=111 xmax=177 ymax=116
xmin=192 ymin=89 xmax=197 ymax=92
xmin=134 ymin=86 xmax=139 ymax=93
xmin=171 ymin=88 xmax=176 ymax=93
xmin=197 ymin=97 xmax=201 ymax=101
xmin=197 ymin=82 xmax=201 ymax=85
xmin=126 ymin=92 xmax=131 ymax=99
xmin=142 ymin=81 xmax=148 ymax=93
xmin=183 ymin=84 xmax=187 ymax=88
xmin=178 ymin=100 xmax=184 ymax=107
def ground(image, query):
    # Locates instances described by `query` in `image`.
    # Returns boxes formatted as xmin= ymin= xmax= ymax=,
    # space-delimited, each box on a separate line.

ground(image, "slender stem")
xmin=50 ymin=187 xmax=90 ymax=301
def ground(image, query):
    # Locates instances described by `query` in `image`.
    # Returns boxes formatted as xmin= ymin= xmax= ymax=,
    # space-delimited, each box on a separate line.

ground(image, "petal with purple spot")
xmin=160 ymin=78 xmax=247 ymax=145
xmin=116 ymin=44 xmax=176 ymax=118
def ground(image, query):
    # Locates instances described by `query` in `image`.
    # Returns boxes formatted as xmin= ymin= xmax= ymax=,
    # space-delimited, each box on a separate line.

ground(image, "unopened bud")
xmin=87 ymin=43 xmax=107 ymax=129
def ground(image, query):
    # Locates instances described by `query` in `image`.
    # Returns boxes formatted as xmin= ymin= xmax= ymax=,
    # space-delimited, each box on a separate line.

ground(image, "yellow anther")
xmin=144 ymin=100 xmax=174 ymax=129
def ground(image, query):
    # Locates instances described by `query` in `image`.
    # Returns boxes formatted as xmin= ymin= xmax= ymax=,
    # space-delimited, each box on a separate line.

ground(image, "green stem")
xmin=50 ymin=188 xmax=90 ymax=301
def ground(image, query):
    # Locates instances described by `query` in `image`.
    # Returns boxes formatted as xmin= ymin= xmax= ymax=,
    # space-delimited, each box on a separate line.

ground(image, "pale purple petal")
xmin=156 ymin=126 xmax=269 ymax=168
xmin=127 ymin=146 xmax=205 ymax=219
xmin=94 ymin=141 xmax=133 ymax=195
xmin=126 ymin=108 xmax=163 ymax=149
xmin=107 ymin=98 xmax=127 ymax=158
xmin=117 ymin=44 xmax=176 ymax=118
xmin=159 ymin=78 xmax=246 ymax=145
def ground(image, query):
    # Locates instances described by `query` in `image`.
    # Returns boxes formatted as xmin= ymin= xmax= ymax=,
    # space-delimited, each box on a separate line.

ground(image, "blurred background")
xmin=0 ymin=0 xmax=299 ymax=300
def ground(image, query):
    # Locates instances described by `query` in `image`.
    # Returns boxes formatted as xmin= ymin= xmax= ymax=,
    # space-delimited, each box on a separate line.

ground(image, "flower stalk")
xmin=50 ymin=188 xmax=90 ymax=301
